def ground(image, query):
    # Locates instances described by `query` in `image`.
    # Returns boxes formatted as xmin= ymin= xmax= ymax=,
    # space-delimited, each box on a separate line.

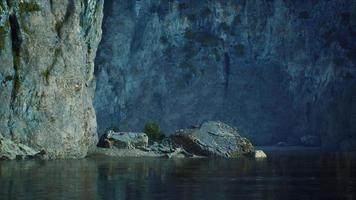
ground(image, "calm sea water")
xmin=0 ymin=148 xmax=355 ymax=200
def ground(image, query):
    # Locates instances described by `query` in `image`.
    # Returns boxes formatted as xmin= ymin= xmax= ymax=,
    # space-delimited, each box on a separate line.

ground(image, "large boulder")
xmin=0 ymin=135 xmax=45 ymax=160
xmin=170 ymin=121 xmax=254 ymax=158
xmin=97 ymin=130 xmax=148 ymax=149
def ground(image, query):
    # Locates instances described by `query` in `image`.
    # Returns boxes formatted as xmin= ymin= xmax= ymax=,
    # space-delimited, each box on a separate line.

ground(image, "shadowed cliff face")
xmin=94 ymin=0 xmax=356 ymax=148
xmin=0 ymin=0 xmax=104 ymax=158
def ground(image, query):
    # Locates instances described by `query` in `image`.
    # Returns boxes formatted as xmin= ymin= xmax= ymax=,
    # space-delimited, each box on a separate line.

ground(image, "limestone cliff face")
xmin=0 ymin=0 xmax=103 ymax=158
xmin=95 ymin=0 xmax=355 ymax=148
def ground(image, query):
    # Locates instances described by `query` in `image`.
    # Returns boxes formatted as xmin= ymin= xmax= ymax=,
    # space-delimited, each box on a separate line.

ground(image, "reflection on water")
xmin=0 ymin=151 xmax=356 ymax=200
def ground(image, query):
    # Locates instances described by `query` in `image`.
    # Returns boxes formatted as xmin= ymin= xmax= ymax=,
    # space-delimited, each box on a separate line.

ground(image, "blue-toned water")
xmin=0 ymin=148 xmax=355 ymax=200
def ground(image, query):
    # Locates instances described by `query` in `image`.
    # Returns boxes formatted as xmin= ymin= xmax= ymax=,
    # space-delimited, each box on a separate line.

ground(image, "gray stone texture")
xmin=170 ymin=121 xmax=254 ymax=158
xmin=94 ymin=0 xmax=356 ymax=149
xmin=0 ymin=0 xmax=104 ymax=158
xmin=97 ymin=130 xmax=148 ymax=149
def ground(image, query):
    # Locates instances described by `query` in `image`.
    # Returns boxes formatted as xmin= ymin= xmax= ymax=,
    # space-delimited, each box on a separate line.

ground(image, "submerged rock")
xmin=0 ymin=136 xmax=45 ymax=160
xmin=170 ymin=121 xmax=254 ymax=158
xmin=97 ymin=130 xmax=148 ymax=149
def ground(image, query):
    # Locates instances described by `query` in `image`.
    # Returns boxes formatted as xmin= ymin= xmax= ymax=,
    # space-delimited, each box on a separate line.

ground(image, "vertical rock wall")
xmin=0 ymin=0 xmax=103 ymax=158
xmin=94 ymin=0 xmax=355 ymax=149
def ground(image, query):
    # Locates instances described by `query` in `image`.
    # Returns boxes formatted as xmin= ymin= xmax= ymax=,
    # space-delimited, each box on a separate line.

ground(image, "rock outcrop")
xmin=94 ymin=121 xmax=258 ymax=159
xmin=0 ymin=135 xmax=45 ymax=160
xmin=94 ymin=0 xmax=356 ymax=150
xmin=97 ymin=130 xmax=148 ymax=149
xmin=170 ymin=121 xmax=254 ymax=158
xmin=0 ymin=0 xmax=103 ymax=158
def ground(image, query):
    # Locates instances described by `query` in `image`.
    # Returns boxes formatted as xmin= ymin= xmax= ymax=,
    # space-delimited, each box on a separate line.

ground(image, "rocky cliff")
xmin=0 ymin=0 xmax=103 ymax=158
xmin=94 ymin=0 xmax=356 ymax=149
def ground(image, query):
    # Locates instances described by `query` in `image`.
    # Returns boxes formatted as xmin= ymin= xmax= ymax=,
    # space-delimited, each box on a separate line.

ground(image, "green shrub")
xmin=21 ymin=24 xmax=32 ymax=34
xmin=19 ymin=2 xmax=41 ymax=12
xmin=143 ymin=122 xmax=165 ymax=142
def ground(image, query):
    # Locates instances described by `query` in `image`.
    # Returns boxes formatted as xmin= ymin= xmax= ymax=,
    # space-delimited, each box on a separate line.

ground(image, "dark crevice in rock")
xmin=306 ymin=102 xmax=311 ymax=123
xmin=9 ymin=14 xmax=22 ymax=106
xmin=80 ymin=0 xmax=89 ymax=36
xmin=49 ymin=0 xmax=54 ymax=13
xmin=42 ymin=48 xmax=61 ymax=85
xmin=5 ymin=0 xmax=12 ymax=8
xmin=8 ymin=13 xmax=22 ymax=139
xmin=56 ymin=0 xmax=74 ymax=38
xmin=223 ymin=52 xmax=230 ymax=97
xmin=9 ymin=15 xmax=21 ymax=55
xmin=64 ymin=0 xmax=75 ymax=24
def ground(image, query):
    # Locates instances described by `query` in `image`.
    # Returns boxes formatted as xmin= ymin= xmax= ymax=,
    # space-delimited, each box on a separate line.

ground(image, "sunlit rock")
xmin=254 ymin=150 xmax=267 ymax=159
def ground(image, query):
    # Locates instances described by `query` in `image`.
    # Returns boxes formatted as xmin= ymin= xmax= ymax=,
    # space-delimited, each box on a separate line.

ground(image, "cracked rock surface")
xmin=0 ymin=0 xmax=103 ymax=159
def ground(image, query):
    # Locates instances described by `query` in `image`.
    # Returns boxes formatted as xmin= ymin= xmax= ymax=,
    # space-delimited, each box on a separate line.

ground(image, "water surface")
xmin=0 ymin=148 xmax=355 ymax=200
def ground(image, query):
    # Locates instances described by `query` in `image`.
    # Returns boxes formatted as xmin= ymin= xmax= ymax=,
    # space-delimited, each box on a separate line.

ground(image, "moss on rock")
xmin=0 ymin=26 xmax=6 ymax=50
xmin=19 ymin=2 xmax=41 ymax=13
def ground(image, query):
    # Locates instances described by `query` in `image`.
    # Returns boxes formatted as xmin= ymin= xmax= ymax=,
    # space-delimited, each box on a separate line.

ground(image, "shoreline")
xmin=88 ymin=145 xmax=325 ymax=159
